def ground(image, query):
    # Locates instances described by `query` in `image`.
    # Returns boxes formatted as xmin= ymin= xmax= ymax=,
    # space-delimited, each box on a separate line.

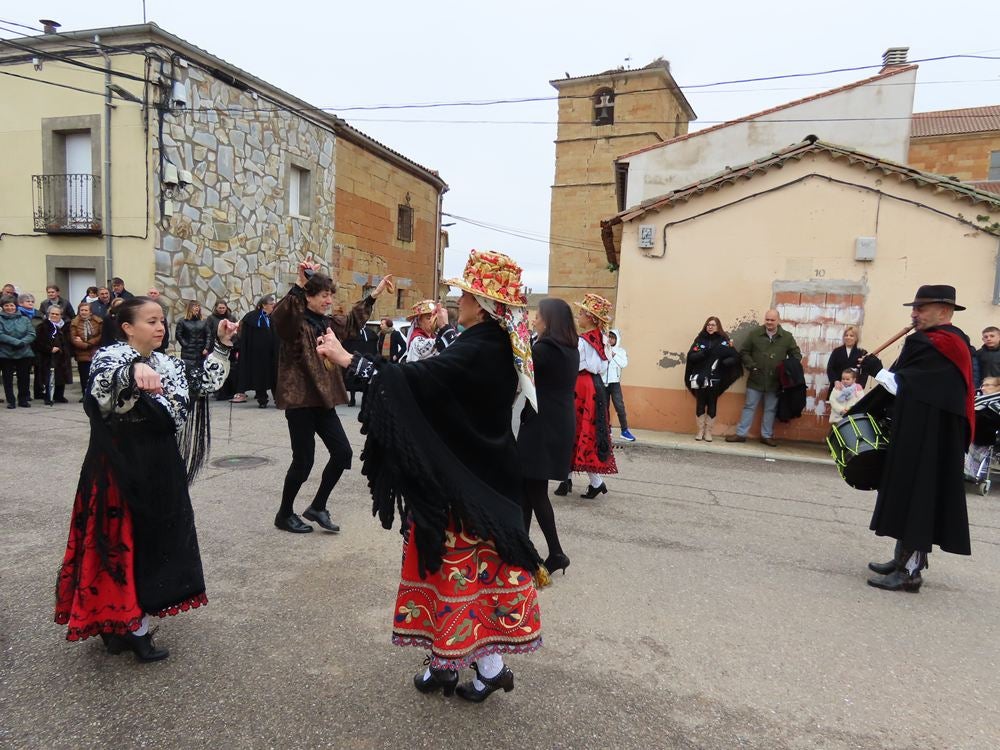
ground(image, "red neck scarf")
xmin=925 ymin=328 xmax=975 ymax=444
xmin=581 ymin=329 xmax=607 ymax=361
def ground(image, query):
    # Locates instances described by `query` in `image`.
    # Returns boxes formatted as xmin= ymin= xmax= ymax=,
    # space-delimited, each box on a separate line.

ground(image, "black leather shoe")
xmin=18 ymin=401 xmax=30 ymax=408
xmin=760 ymin=437 xmax=778 ymax=447
xmin=258 ymin=401 xmax=268 ymax=408
xmin=725 ymin=435 xmax=746 ymax=443
xmin=5 ymin=403 xmax=13 ymax=410
xmin=867 ymin=559 xmax=898 ymax=575
xmin=580 ymin=482 xmax=607 ymax=499
xmin=867 ymin=569 xmax=922 ymax=593
xmin=302 ymin=506 xmax=340 ymax=532
xmin=54 ymin=396 xmax=69 ymax=404
xmin=44 ymin=399 xmax=53 ymax=406
xmin=413 ymin=668 xmax=459 ymax=696
xmin=553 ymin=479 xmax=571 ymax=496
xmin=274 ymin=513 xmax=313 ymax=533
xmin=103 ymin=630 xmax=170 ymax=661
xmin=545 ymin=552 xmax=570 ymax=575
xmin=456 ymin=663 xmax=514 ymax=703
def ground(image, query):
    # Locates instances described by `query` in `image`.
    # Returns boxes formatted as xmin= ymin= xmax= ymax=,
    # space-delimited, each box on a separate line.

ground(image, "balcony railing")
xmin=32 ymin=174 xmax=102 ymax=234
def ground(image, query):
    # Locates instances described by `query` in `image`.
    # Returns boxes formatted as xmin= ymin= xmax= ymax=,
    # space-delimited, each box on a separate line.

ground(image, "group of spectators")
xmin=0 ymin=278 xmax=279 ymax=409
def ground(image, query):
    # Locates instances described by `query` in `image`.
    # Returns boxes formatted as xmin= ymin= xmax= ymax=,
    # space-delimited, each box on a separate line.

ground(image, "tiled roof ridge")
xmin=616 ymin=65 xmax=918 ymax=161
xmin=911 ymin=104 xmax=1000 ymax=137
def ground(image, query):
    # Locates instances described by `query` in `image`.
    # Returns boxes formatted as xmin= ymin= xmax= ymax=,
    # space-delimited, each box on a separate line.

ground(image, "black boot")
xmin=553 ymin=479 xmax=571 ymax=496
xmin=867 ymin=568 xmax=923 ymax=593
xmin=580 ymin=482 xmax=608 ymax=499
xmin=455 ymin=663 xmax=515 ymax=702
xmin=868 ymin=540 xmax=904 ymax=575
xmin=104 ymin=630 xmax=170 ymax=661
xmin=413 ymin=666 xmax=459 ymax=696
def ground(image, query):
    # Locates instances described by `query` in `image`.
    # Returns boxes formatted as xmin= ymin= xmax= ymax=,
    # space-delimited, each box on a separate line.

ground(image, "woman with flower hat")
xmin=554 ymin=293 xmax=618 ymax=498
xmin=317 ymin=249 xmax=544 ymax=704
xmin=403 ymin=299 xmax=457 ymax=362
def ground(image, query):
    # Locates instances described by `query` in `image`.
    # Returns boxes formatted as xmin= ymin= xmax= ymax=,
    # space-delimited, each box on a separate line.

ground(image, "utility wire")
xmin=0 ymin=68 xmax=139 ymax=101
xmin=0 ymin=17 xmax=135 ymax=53
xmin=0 ymin=34 xmax=153 ymax=84
xmin=444 ymin=213 xmax=605 ymax=254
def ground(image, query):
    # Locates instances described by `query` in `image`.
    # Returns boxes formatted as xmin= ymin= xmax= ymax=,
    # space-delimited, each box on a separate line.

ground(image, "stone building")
xmin=0 ymin=22 xmax=446 ymax=323
xmin=908 ymin=104 xmax=1000 ymax=195
xmin=546 ymin=60 xmax=695 ymax=307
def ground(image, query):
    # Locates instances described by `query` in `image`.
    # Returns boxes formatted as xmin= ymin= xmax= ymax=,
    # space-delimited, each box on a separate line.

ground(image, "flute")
xmin=867 ymin=325 xmax=915 ymax=359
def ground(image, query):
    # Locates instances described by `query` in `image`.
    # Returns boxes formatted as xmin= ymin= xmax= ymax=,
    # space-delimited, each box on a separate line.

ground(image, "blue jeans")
xmin=736 ymin=388 xmax=778 ymax=438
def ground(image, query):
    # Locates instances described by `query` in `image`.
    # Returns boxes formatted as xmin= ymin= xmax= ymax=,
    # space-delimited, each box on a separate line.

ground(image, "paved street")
xmin=2 ymin=391 xmax=999 ymax=749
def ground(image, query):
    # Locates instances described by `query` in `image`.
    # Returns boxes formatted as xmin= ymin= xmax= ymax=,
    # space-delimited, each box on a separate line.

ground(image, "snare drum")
xmin=827 ymin=413 xmax=889 ymax=490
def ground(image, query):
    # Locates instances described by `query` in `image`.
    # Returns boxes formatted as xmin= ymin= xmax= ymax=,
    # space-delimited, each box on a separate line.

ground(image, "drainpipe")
xmin=101 ymin=37 xmax=114 ymax=282
xmin=434 ymin=189 xmax=444 ymax=296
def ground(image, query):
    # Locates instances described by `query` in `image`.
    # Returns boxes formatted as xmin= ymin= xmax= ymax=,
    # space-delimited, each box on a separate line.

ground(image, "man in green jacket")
xmin=726 ymin=309 xmax=802 ymax=446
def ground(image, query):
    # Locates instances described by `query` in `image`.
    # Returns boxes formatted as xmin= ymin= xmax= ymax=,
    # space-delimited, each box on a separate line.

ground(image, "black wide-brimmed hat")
xmin=902 ymin=284 xmax=965 ymax=311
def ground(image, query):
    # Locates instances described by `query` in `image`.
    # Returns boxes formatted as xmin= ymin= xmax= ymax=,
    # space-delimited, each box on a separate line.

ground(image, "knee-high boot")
xmin=694 ymin=413 xmax=706 ymax=440
xmin=703 ymin=416 xmax=715 ymax=442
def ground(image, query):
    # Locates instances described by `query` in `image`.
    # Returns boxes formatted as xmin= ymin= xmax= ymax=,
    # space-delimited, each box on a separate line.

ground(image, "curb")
xmin=613 ymin=434 xmax=834 ymax=466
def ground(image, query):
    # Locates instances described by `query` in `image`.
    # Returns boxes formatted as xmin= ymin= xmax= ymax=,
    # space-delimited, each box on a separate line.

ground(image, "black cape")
xmin=358 ymin=320 xmax=542 ymax=577
xmin=517 ymin=336 xmax=578 ymax=480
xmin=236 ymin=309 xmax=276 ymax=395
xmin=683 ymin=332 xmax=742 ymax=394
xmin=864 ymin=324 xmax=973 ymax=555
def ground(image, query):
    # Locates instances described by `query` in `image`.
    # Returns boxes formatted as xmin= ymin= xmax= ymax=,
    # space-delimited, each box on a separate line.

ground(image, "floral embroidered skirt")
xmin=392 ymin=521 xmax=543 ymax=670
xmin=54 ymin=460 xmax=208 ymax=641
xmin=571 ymin=371 xmax=618 ymax=475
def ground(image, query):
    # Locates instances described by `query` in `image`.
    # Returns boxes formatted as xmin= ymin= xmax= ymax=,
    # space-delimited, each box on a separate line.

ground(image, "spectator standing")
xmin=33 ymin=305 xmax=73 ymax=404
xmin=79 ymin=286 xmax=100 ymax=309
xmin=70 ymin=303 xmax=104 ymax=400
xmin=236 ymin=295 xmax=279 ymax=408
xmin=517 ymin=298 xmax=578 ymax=576
xmin=377 ymin=318 xmax=406 ymax=362
xmin=975 ymin=326 xmax=1000 ymax=389
xmin=17 ymin=293 xmax=47 ymax=401
xmin=684 ymin=316 xmax=742 ymax=442
xmin=0 ymin=295 xmax=36 ymax=408
xmin=826 ymin=326 xmax=869 ymax=393
xmin=110 ymin=277 xmax=134 ymax=300
xmin=175 ymin=301 xmax=209 ymax=368
xmin=39 ymin=284 xmax=75 ymax=321
xmin=90 ymin=287 xmax=111 ymax=320
xmin=726 ymin=309 xmax=802 ymax=447
xmin=603 ymin=329 xmax=636 ymax=442
xmin=2 ymin=283 xmax=16 ymax=297
xmin=827 ymin=368 xmax=864 ymax=422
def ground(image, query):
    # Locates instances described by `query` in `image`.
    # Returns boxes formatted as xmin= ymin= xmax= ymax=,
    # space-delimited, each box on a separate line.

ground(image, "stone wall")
xmin=152 ymin=64 xmax=336 ymax=318
xmin=908 ymin=133 xmax=1000 ymax=182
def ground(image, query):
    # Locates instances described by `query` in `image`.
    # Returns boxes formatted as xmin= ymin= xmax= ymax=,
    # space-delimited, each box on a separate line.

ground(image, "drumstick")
xmin=866 ymin=325 xmax=915 ymax=359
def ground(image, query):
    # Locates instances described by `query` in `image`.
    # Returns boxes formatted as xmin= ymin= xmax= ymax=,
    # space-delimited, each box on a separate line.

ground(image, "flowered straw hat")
xmin=406 ymin=299 xmax=439 ymax=320
xmin=574 ymin=293 xmax=613 ymax=325
xmin=444 ymin=250 xmax=527 ymax=308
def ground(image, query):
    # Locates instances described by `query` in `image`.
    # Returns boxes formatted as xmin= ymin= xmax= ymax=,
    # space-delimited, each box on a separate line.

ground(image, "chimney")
xmin=881 ymin=47 xmax=909 ymax=69
xmin=39 ymin=19 xmax=61 ymax=34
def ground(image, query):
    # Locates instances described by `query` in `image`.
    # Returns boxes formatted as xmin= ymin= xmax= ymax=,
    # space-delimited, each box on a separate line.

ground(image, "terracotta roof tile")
xmin=970 ymin=181 xmax=1000 ymax=195
xmin=911 ymin=105 xmax=1000 ymax=138
xmin=617 ymin=65 xmax=918 ymax=161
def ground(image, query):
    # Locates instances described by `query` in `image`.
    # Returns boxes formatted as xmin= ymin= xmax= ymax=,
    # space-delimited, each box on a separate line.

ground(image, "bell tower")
xmin=547 ymin=59 xmax=695 ymax=306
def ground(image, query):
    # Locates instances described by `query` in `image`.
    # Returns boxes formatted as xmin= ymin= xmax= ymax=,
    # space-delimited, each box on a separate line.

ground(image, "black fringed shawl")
xmin=358 ymin=320 xmax=542 ymax=578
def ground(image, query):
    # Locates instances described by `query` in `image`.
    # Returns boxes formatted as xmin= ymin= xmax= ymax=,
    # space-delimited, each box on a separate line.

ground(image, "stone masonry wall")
xmin=908 ymin=133 xmax=1000 ymax=182
xmin=152 ymin=64 xmax=336 ymax=318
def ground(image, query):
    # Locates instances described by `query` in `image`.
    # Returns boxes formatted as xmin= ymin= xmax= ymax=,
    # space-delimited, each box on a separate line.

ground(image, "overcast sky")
xmin=4 ymin=0 xmax=999 ymax=290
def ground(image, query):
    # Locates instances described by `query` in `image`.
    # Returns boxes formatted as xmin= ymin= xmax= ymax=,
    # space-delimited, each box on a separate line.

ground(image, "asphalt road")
xmin=2 ymin=393 xmax=998 ymax=749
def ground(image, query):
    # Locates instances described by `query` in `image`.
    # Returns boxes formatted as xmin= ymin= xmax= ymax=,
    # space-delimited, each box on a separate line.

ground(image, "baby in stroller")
xmin=964 ymin=376 xmax=1000 ymax=492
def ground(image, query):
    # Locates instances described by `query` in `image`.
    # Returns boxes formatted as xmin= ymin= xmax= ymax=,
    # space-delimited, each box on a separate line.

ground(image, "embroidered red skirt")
xmin=392 ymin=521 xmax=543 ymax=670
xmin=54 ymin=473 xmax=207 ymax=641
xmin=571 ymin=371 xmax=618 ymax=475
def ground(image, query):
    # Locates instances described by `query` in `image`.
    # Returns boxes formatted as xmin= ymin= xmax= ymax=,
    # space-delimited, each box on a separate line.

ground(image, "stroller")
xmin=964 ymin=391 xmax=1000 ymax=495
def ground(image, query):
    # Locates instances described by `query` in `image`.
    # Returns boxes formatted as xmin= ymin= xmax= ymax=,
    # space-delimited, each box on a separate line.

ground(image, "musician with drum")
xmin=853 ymin=285 xmax=975 ymax=593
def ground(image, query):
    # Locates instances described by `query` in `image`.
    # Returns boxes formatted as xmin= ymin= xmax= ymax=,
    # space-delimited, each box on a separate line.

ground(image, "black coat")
xmin=684 ymin=332 xmax=741 ymax=393
xmin=976 ymin=345 xmax=1000 ymax=387
xmin=776 ymin=357 xmax=806 ymax=422
xmin=358 ymin=319 xmax=540 ymax=576
xmin=175 ymin=318 xmax=208 ymax=363
xmin=343 ymin=326 xmax=379 ymax=393
xmin=867 ymin=324 xmax=973 ymax=555
xmin=33 ymin=321 xmax=74 ymax=385
xmin=826 ymin=344 xmax=869 ymax=391
xmin=517 ymin=337 xmax=578 ymax=480
xmin=237 ymin=310 xmax=277 ymax=394
xmin=377 ymin=329 xmax=407 ymax=362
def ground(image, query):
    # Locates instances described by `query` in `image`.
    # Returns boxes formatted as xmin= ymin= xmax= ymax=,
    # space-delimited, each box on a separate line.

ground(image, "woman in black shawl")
xmin=684 ymin=316 xmax=742 ymax=441
xmin=317 ymin=250 xmax=544 ymax=704
xmin=236 ymin=295 xmax=277 ymax=407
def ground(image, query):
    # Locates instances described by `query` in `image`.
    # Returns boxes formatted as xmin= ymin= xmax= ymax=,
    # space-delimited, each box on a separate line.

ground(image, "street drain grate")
xmin=209 ymin=455 xmax=272 ymax=469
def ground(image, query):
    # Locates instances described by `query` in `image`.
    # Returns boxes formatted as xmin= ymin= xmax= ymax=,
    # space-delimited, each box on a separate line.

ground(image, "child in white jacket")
xmin=828 ymin=368 xmax=864 ymax=423
xmin=603 ymin=329 xmax=636 ymax=441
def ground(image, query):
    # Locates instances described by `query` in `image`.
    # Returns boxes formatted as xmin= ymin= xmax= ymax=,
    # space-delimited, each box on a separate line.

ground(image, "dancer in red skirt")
xmin=318 ymin=250 xmax=545 ymax=703
xmin=554 ymin=293 xmax=618 ymax=498
xmin=54 ymin=297 xmax=235 ymax=661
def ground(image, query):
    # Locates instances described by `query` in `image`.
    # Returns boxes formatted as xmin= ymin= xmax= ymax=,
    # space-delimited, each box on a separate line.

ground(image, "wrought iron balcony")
xmin=32 ymin=174 xmax=102 ymax=234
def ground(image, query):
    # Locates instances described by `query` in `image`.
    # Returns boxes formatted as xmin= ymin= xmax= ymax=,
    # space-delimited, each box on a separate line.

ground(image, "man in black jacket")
xmin=858 ymin=285 xmax=974 ymax=592
xmin=377 ymin=318 xmax=406 ymax=362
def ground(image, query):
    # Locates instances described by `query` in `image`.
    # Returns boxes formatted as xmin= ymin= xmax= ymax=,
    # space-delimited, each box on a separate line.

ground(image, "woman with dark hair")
xmin=684 ymin=316 xmax=741 ymax=441
xmin=271 ymin=261 xmax=393 ymax=533
xmin=175 ymin=301 xmax=208 ymax=367
xmin=317 ymin=249 xmax=544 ymax=703
xmin=205 ymin=301 xmax=239 ymax=401
xmin=236 ymin=295 xmax=278 ymax=408
xmin=33 ymin=305 xmax=73 ymax=405
xmin=54 ymin=296 xmax=236 ymax=661
xmin=517 ymin=297 xmax=578 ymax=575
xmin=100 ymin=297 xmax=125 ymax=347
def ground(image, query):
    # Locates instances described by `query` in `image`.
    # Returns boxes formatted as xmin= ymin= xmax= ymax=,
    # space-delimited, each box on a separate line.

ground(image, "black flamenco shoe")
xmin=545 ymin=552 xmax=571 ymax=575
xmin=580 ymin=482 xmax=607 ymax=499
xmin=455 ymin=663 xmax=515 ymax=703
xmin=553 ymin=479 xmax=571 ymax=496
xmin=103 ymin=630 xmax=169 ymax=662
xmin=413 ymin=667 xmax=459 ymax=697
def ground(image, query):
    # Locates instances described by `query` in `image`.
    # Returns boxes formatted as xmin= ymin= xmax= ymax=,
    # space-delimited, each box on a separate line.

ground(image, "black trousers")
xmin=694 ymin=388 xmax=720 ymax=418
xmin=279 ymin=406 xmax=353 ymax=517
xmin=606 ymin=382 xmax=629 ymax=431
xmin=1 ymin=358 xmax=32 ymax=404
xmin=77 ymin=361 xmax=92 ymax=393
